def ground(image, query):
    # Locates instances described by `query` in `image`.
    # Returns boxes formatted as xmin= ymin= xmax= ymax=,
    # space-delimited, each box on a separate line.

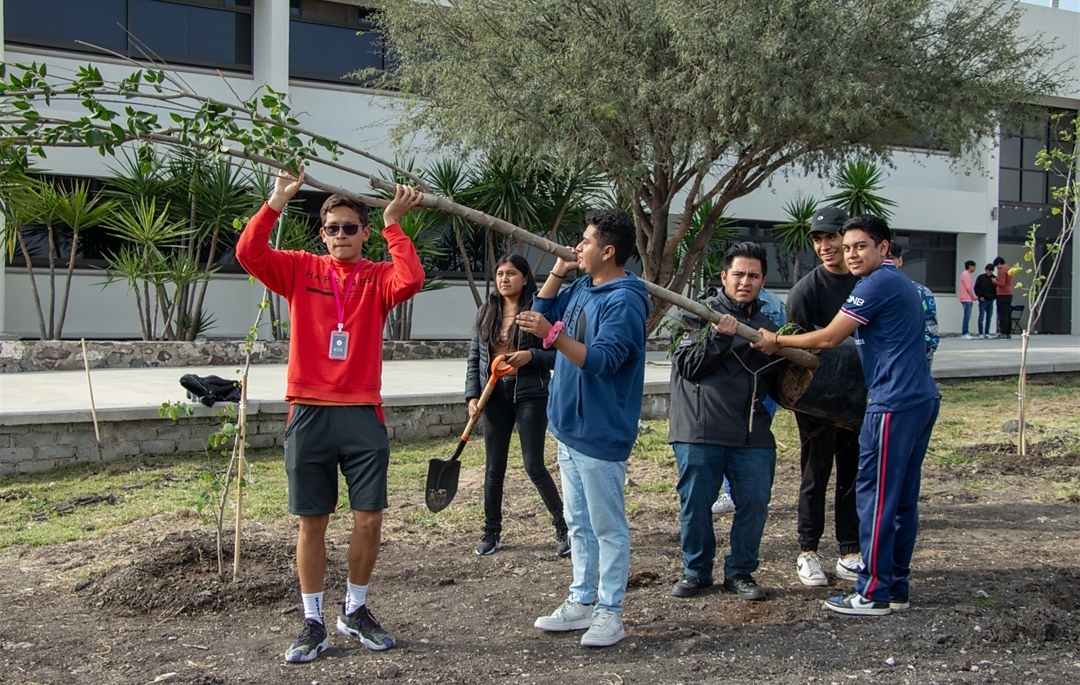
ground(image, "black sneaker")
xmin=672 ymin=574 xmax=713 ymax=597
xmin=336 ymin=603 xmax=395 ymax=651
xmin=823 ymin=590 xmax=892 ymax=616
xmin=890 ymin=596 xmax=910 ymax=611
xmin=475 ymin=531 xmax=502 ymax=556
xmin=722 ymin=574 xmax=766 ymax=601
xmin=284 ymin=619 xmax=329 ymax=663
xmin=554 ymin=524 xmax=571 ymax=558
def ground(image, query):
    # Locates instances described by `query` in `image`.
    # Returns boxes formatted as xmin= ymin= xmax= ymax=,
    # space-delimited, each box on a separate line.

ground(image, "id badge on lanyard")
xmin=329 ymin=261 xmax=363 ymax=361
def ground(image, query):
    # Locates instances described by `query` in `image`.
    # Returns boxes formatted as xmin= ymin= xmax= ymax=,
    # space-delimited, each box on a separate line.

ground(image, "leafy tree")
xmin=372 ymin=0 xmax=1061 ymax=328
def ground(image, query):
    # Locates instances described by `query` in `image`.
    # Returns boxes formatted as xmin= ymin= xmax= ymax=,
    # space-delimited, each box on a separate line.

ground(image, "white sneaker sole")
xmin=534 ymin=615 xmax=593 ymax=631
xmin=834 ymin=565 xmax=862 ymax=581
xmin=823 ymin=599 xmax=892 ymax=616
xmin=798 ymin=573 xmax=829 ymax=587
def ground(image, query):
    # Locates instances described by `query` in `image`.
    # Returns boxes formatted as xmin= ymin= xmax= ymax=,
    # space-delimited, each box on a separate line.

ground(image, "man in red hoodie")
xmin=237 ymin=170 xmax=424 ymax=663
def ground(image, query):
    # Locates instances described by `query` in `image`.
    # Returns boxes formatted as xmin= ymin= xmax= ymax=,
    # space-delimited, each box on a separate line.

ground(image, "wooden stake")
xmin=80 ymin=338 xmax=101 ymax=445
xmin=233 ymin=375 xmax=248 ymax=581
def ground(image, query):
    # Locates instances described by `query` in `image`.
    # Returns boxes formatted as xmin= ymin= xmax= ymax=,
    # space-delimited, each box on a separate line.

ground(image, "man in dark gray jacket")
xmin=668 ymin=242 xmax=784 ymax=602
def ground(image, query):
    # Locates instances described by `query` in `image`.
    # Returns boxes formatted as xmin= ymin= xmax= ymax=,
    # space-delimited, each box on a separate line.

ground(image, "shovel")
xmin=425 ymin=354 xmax=515 ymax=512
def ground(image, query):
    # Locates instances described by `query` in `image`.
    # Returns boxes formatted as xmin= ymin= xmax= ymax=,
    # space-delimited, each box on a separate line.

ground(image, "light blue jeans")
xmin=557 ymin=441 xmax=630 ymax=614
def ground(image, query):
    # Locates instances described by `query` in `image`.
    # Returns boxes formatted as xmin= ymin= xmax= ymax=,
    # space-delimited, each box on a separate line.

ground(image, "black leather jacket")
xmin=465 ymin=304 xmax=556 ymax=403
xmin=668 ymin=288 xmax=782 ymax=448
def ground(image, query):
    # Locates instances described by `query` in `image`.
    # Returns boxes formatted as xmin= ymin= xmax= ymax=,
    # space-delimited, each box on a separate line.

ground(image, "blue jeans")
xmin=557 ymin=442 xmax=629 ymax=614
xmin=978 ymin=300 xmax=994 ymax=335
xmin=961 ymin=301 xmax=973 ymax=335
xmin=673 ymin=443 xmax=776 ymax=579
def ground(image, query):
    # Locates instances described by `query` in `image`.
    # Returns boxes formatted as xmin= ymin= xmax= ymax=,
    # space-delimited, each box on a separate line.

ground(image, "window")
xmin=890 ymin=230 xmax=957 ymax=293
xmin=4 ymin=0 xmax=252 ymax=72
xmin=289 ymin=0 xmax=388 ymax=83
xmin=998 ymin=110 xmax=1076 ymax=207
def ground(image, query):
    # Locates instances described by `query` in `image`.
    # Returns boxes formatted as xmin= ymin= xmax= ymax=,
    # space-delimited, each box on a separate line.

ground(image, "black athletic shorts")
xmin=283 ymin=404 xmax=390 ymax=515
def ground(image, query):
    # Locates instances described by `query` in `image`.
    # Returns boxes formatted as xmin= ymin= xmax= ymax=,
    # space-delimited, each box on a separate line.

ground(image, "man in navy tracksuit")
xmin=752 ymin=214 xmax=940 ymax=616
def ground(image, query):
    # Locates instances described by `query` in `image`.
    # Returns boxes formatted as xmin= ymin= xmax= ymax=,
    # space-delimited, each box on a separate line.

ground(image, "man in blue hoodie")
xmin=517 ymin=209 xmax=651 ymax=648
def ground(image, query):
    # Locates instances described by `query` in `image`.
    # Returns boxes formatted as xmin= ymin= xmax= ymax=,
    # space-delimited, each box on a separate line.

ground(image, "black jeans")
xmin=795 ymin=412 xmax=861 ymax=555
xmin=481 ymin=380 xmax=564 ymax=535
xmin=996 ymin=294 xmax=1013 ymax=335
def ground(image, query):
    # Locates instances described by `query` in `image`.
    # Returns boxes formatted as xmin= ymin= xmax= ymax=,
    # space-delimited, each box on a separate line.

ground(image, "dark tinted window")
xmin=4 ymin=0 xmax=252 ymax=71
xmin=289 ymin=0 xmax=387 ymax=83
xmin=891 ymin=230 xmax=957 ymax=293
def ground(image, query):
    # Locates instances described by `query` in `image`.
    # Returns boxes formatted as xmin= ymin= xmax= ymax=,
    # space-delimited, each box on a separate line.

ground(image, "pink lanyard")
xmin=330 ymin=260 xmax=363 ymax=331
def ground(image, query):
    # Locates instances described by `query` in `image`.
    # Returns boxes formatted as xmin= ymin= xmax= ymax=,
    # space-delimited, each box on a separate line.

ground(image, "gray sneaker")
xmin=534 ymin=597 xmax=594 ymax=631
xmin=336 ymin=603 xmax=395 ymax=651
xmin=284 ymin=619 xmax=329 ymax=663
xmin=580 ymin=608 xmax=625 ymax=647
xmin=835 ymin=553 xmax=865 ymax=581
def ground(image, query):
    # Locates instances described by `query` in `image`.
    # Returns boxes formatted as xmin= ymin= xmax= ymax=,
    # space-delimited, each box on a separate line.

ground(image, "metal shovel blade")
xmin=425 ymin=455 xmax=462 ymax=512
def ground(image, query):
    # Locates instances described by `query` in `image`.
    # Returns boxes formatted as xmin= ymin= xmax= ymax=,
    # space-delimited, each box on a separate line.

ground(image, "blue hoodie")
xmin=532 ymin=271 xmax=652 ymax=461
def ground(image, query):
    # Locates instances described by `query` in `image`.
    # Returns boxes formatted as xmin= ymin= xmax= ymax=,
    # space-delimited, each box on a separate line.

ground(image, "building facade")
xmin=1 ymin=0 xmax=1078 ymax=340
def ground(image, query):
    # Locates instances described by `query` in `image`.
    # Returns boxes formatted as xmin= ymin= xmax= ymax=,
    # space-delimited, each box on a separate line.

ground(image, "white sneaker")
xmin=835 ymin=553 xmax=865 ymax=581
xmin=534 ymin=597 xmax=594 ymax=632
xmin=961 ymin=334 xmax=974 ymax=340
xmin=580 ymin=608 xmax=625 ymax=647
xmin=711 ymin=492 xmax=735 ymax=514
xmin=797 ymin=551 xmax=828 ymax=587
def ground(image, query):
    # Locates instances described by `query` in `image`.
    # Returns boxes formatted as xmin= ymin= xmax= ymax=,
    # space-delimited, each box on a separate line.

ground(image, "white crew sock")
xmin=345 ymin=581 xmax=368 ymax=615
xmin=301 ymin=591 xmax=324 ymax=624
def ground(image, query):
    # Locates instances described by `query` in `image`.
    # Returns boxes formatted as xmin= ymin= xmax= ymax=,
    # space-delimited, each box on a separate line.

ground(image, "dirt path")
xmin=1 ymin=444 xmax=1079 ymax=685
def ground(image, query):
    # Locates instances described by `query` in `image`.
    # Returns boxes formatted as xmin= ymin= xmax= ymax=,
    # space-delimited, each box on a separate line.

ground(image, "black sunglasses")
xmin=322 ymin=223 xmax=362 ymax=237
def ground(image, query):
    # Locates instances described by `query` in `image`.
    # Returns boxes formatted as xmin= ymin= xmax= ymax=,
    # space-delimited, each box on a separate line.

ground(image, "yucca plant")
xmin=825 ymin=160 xmax=897 ymax=221
xmin=51 ymin=181 xmax=118 ymax=339
xmin=773 ymin=195 xmax=818 ymax=283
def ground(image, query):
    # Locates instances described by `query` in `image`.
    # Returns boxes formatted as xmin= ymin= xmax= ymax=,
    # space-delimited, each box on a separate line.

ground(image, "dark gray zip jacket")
xmin=465 ymin=307 xmax=555 ymax=403
xmin=668 ymin=288 xmax=783 ymax=448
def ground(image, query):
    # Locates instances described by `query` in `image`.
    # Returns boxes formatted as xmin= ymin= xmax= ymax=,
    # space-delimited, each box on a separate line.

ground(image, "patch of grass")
xmin=1053 ymin=477 xmax=1080 ymax=502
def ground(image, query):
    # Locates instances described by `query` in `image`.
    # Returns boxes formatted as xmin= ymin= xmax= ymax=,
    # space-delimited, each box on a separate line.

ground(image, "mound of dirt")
xmin=82 ymin=530 xmax=294 ymax=616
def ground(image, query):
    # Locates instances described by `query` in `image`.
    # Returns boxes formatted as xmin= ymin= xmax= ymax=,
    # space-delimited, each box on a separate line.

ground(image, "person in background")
xmin=465 ymin=254 xmax=568 ymax=558
xmin=958 ymin=260 xmax=977 ymax=340
xmin=993 ymin=256 xmax=1016 ymax=339
xmin=974 ymin=263 xmax=997 ymax=339
xmin=888 ymin=243 xmax=939 ymax=371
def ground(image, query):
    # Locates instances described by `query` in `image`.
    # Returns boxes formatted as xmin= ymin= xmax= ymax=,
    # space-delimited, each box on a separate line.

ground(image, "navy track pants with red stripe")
xmin=854 ymin=400 xmax=940 ymax=603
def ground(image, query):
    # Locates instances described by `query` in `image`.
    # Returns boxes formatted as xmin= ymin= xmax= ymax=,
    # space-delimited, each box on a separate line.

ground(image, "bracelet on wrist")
xmin=775 ymin=333 xmax=783 ymax=349
xmin=550 ymin=271 xmax=567 ymax=279
xmin=543 ymin=321 xmax=566 ymax=349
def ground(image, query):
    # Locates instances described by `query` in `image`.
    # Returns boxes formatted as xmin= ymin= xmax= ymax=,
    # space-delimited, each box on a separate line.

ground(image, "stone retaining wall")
xmin=0 ymin=391 xmax=672 ymax=474
xmin=1 ymin=338 xmax=668 ymax=372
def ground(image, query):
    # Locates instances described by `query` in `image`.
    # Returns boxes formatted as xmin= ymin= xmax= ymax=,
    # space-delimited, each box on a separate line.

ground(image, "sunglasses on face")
xmin=322 ymin=223 xmax=362 ymax=237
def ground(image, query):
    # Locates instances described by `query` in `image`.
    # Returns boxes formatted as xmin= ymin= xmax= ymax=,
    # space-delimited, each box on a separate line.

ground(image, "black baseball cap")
xmin=809 ymin=206 xmax=849 ymax=235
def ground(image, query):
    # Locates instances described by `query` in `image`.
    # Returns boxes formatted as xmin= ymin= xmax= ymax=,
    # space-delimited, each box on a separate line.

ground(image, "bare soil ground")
xmin=2 ymin=440 xmax=1079 ymax=685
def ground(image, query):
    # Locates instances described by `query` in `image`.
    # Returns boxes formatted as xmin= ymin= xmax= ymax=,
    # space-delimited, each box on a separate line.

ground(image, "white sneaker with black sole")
xmin=835 ymin=553 xmax=865 ymax=581
xmin=797 ymin=551 xmax=828 ymax=587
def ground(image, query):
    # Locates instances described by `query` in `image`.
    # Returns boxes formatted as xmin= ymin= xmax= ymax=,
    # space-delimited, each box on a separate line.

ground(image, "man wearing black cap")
xmin=784 ymin=206 xmax=864 ymax=588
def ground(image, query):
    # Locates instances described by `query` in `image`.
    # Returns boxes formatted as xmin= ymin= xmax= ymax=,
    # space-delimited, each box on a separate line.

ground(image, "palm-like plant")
xmin=424 ymin=156 xmax=485 ymax=306
xmin=772 ymin=195 xmax=818 ymax=283
xmin=825 ymin=160 xmax=897 ymax=221
xmin=674 ymin=197 xmax=738 ymax=301
xmin=102 ymin=198 xmax=192 ymax=340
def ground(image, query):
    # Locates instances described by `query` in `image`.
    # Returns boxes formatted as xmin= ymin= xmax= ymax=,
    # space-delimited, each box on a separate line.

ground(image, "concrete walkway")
xmin=1 ymin=334 xmax=1077 ymax=422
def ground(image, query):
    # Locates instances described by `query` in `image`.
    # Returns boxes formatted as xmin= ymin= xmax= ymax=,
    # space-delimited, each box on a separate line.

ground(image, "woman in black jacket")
xmin=466 ymin=254 xmax=568 ymax=557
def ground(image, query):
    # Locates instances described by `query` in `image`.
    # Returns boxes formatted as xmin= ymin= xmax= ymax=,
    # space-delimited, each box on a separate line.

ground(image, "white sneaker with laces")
xmin=711 ymin=492 xmax=735 ymax=514
xmin=835 ymin=552 xmax=865 ymax=581
xmin=580 ymin=608 xmax=625 ymax=647
xmin=797 ymin=551 xmax=828 ymax=586
xmin=534 ymin=597 xmax=594 ymax=632
xmin=962 ymin=334 xmax=974 ymax=340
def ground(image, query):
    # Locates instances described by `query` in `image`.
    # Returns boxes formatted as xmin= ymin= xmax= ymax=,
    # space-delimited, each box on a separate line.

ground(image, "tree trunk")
xmin=1018 ymin=331 xmax=1030 ymax=457
xmin=455 ymin=225 xmax=482 ymax=307
xmin=46 ymin=224 xmax=57 ymax=339
xmin=16 ymin=232 xmax=48 ymax=340
xmin=55 ymin=231 xmax=79 ymax=339
xmin=188 ymin=227 xmax=222 ymax=341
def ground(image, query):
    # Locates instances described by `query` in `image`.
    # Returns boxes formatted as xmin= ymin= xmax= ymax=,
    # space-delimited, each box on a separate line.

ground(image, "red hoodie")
xmin=236 ymin=203 xmax=424 ymax=405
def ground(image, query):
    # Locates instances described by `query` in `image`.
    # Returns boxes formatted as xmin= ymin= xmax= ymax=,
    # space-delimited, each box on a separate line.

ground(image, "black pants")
xmin=481 ymin=380 xmax=564 ymax=535
xmin=996 ymin=294 xmax=1013 ymax=335
xmin=795 ymin=412 xmax=861 ymax=555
